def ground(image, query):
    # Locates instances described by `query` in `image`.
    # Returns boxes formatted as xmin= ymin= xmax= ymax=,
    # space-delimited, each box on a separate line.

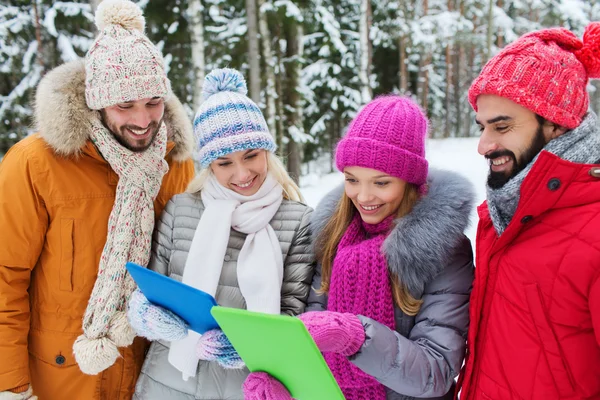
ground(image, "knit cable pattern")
xmin=469 ymin=22 xmax=600 ymax=129
xmin=85 ymin=0 xmax=170 ymax=110
xmin=73 ymin=119 xmax=169 ymax=375
xmin=335 ymin=96 xmax=428 ymax=190
xmin=326 ymin=214 xmax=396 ymax=400
xmin=193 ymin=68 xmax=276 ymax=168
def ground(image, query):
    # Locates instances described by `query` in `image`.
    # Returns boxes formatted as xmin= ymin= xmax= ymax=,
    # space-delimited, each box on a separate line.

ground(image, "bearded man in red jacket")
xmin=457 ymin=24 xmax=600 ymax=400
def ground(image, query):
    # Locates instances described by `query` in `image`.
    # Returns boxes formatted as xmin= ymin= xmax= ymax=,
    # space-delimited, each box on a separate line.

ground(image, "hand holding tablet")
xmin=211 ymin=306 xmax=345 ymax=400
xmin=126 ymin=262 xmax=219 ymax=334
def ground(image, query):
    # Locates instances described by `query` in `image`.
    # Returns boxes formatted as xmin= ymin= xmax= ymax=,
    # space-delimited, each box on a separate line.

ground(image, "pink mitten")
xmin=243 ymin=372 xmax=293 ymax=400
xmin=298 ymin=311 xmax=365 ymax=356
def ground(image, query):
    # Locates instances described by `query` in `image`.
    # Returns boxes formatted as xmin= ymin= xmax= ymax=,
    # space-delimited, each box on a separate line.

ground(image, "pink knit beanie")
xmin=335 ymin=95 xmax=429 ymax=188
xmin=469 ymin=23 xmax=600 ymax=129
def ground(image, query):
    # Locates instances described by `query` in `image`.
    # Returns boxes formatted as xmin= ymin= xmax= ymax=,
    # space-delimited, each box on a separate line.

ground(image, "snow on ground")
xmin=300 ymin=137 xmax=488 ymax=245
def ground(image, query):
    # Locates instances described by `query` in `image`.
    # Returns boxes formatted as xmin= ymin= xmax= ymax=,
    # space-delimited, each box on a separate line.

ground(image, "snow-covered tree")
xmin=1 ymin=1 xmax=94 ymax=153
xmin=2 ymin=0 xmax=597 ymax=164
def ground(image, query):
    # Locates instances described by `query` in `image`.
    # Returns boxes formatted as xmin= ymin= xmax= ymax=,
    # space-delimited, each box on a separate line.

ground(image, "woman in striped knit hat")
xmin=244 ymin=95 xmax=475 ymax=400
xmin=126 ymin=68 xmax=316 ymax=400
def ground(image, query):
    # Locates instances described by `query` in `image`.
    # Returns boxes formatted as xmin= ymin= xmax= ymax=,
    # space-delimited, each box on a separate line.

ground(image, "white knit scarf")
xmin=168 ymin=173 xmax=284 ymax=380
xmin=73 ymin=117 xmax=169 ymax=375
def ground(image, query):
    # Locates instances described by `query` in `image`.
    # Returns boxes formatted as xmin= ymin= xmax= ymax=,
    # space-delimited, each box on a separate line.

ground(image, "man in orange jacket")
xmin=0 ymin=0 xmax=195 ymax=398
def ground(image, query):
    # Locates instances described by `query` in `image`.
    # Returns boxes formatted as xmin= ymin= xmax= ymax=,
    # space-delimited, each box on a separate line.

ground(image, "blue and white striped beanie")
xmin=194 ymin=68 xmax=277 ymax=168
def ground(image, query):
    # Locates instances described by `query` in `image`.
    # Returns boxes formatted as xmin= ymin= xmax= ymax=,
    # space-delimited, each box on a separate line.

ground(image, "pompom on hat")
xmin=469 ymin=22 xmax=600 ymax=129
xmin=335 ymin=95 xmax=429 ymax=192
xmin=193 ymin=68 xmax=276 ymax=168
xmin=85 ymin=0 xmax=170 ymax=110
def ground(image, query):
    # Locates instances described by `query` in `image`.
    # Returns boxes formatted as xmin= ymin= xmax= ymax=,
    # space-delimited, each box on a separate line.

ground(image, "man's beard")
xmin=100 ymin=111 xmax=162 ymax=153
xmin=486 ymin=124 xmax=547 ymax=189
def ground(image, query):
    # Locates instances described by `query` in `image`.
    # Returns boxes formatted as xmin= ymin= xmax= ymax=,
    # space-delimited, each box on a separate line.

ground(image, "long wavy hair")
xmin=315 ymin=183 xmax=424 ymax=316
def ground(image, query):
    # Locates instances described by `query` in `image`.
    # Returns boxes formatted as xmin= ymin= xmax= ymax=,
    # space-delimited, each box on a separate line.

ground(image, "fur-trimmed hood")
xmin=33 ymin=59 xmax=194 ymax=161
xmin=311 ymin=168 xmax=475 ymax=298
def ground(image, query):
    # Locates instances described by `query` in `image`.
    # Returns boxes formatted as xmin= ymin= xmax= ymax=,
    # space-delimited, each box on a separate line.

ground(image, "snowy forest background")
xmin=2 ymin=0 xmax=600 ymax=179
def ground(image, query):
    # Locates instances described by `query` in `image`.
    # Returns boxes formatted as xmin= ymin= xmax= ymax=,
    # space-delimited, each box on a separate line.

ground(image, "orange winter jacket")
xmin=0 ymin=60 xmax=195 ymax=400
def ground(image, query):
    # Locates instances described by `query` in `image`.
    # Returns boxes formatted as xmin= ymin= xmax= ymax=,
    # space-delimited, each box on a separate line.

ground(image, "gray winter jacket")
xmin=308 ymin=169 xmax=475 ymax=400
xmin=134 ymin=193 xmax=315 ymax=400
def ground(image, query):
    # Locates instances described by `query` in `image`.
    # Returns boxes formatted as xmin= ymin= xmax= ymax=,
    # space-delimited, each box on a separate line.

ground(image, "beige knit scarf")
xmin=73 ymin=117 xmax=169 ymax=375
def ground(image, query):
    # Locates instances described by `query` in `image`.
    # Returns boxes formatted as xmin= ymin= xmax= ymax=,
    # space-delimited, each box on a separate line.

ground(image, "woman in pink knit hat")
xmin=243 ymin=95 xmax=475 ymax=400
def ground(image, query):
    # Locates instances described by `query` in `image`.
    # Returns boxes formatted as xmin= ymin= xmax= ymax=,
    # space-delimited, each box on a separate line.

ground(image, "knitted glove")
xmin=243 ymin=372 xmax=293 ymax=400
xmin=0 ymin=385 xmax=38 ymax=400
xmin=298 ymin=311 xmax=365 ymax=356
xmin=196 ymin=329 xmax=245 ymax=369
xmin=127 ymin=288 xmax=188 ymax=341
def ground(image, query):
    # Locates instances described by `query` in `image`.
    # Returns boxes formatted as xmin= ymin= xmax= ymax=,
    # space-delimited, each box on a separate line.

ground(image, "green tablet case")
xmin=210 ymin=306 xmax=345 ymax=400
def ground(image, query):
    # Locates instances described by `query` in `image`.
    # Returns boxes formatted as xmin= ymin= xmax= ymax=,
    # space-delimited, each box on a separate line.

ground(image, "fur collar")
xmin=33 ymin=59 xmax=194 ymax=161
xmin=311 ymin=169 xmax=475 ymax=298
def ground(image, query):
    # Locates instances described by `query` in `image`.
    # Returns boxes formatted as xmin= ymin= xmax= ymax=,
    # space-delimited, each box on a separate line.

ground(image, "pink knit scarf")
xmin=327 ymin=214 xmax=396 ymax=400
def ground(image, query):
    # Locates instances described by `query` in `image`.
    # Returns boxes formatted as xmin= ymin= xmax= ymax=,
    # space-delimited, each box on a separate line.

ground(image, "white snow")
xmin=167 ymin=21 xmax=179 ymax=35
xmin=57 ymin=34 xmax=79 ymax=62
xmin=300 ymin=137 xmax=488 ymax=245
xmin=21 ymin=41 xmax=37 ymax=73
xmin=273 ymin=0 xmax=304 ymax=22
xmin=558 ymin=0 xmax=589 ymax=29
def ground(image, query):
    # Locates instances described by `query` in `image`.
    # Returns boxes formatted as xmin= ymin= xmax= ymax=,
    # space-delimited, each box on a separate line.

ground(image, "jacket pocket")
xmin=524 ymin=283 xmax=574 ymax=396
xmin=29 ymin=328 xmax=78 ymax=367
xmin=59 ymin=219 xmax=74 ymax=292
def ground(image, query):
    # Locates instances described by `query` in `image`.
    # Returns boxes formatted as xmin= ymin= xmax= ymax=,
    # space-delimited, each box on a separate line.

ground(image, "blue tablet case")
xmin=126 ymin=262 xmax=219 ymax=334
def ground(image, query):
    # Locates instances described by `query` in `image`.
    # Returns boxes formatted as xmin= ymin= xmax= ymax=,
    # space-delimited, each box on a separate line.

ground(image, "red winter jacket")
xmin=457 ymin=151 xmax=600 ymax=400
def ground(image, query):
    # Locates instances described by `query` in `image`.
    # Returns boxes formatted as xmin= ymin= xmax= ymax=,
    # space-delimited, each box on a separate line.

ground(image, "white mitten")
xmin=0 ymin=386 xmax=37 ymax=400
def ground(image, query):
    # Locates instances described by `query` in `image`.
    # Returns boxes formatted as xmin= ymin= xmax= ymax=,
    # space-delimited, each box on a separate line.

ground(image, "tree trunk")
xmin=461 ymin=0 xmax=476 ymax=137
xmin=417 ymin=0 xmax=429 ymax=112
xmin=399 ymin=34 xmax=408 ymax=93
xmin=275 ymin=70 xmax=285 ymax=158
xmin=444 ymin=0 xmax=453 ymax=138
xmin=287 ymin=137 xmax=302 ymax=184
xmin=421 ymin=60 xmax=430 ymax=114
xmin=454 ymin=0 xmax=465 ymax=137
xmin=444 ymin=44 xmax=452 ymax=138
xmin=359 ymin=0 xmax=372 ymax=103
xmin=33 ymin=0 xmax=44 ymax=69
xmin=329 ymin=117 xmax=336 ymax=173
xmin=90 ymin=0 xmax=102 ymax=34
xmin=273 ymin=20 xmax=285 ymax=158
xmin=245 ymin=0 xmax=261 ymax=103
xmin=496 ymin=0 xmax=504 ymax=48
xmin=464 ymin=44 xmax=476 ymax=137
xmin=486 ymin=0 xmax=494 ymax=61
xmin=189 ymin=0 xmax=206 ymax=110
xmin=397 ymin=0 xmax=411 ymax=94
xmin=257 ymin=0 xmax=277 ymax=136
xmin=454 ymin=44 xmax=464 ymax=136
xmin=284 ymin=21 xmax=304 ymax=184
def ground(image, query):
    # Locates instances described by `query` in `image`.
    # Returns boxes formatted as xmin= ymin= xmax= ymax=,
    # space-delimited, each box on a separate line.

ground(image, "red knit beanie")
xmin=469 ymin=22 xmax=600 ymax=129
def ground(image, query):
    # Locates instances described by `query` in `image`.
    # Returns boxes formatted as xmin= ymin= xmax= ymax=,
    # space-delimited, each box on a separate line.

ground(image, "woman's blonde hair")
xmin=315 ymin=183 xmax=424 ymax=316
xmin=186 ymin=151 xmax=304 ymax=202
